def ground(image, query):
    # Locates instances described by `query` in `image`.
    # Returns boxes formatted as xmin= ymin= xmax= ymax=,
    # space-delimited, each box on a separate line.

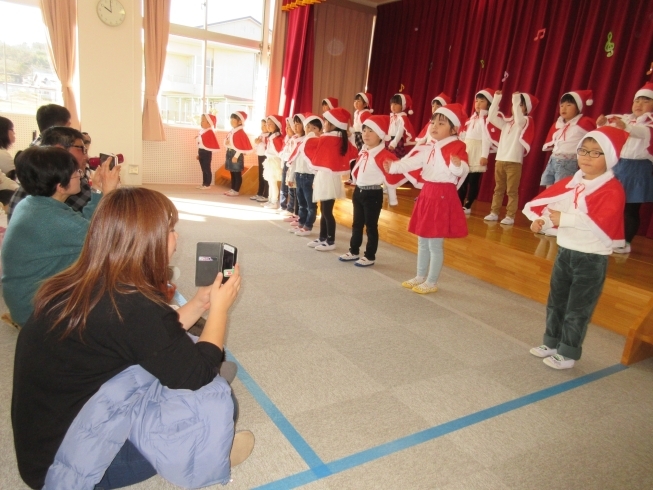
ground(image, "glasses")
xmin=577 ymin=148 xmax=604 ymax=158
xmin=70 ymin=169 xmax=84 ymax=179
xmin=70 ymin=144 xmax=88 ymax=155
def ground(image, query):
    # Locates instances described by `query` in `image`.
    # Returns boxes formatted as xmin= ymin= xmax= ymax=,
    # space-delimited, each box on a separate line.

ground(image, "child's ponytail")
xmin=337 ymin=128 xmax=348 ymax=156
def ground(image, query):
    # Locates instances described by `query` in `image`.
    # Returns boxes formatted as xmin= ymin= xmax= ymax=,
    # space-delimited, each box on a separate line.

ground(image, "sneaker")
xmin=283 ymin=215 xmax=297 ymax=222
xmin=500 ymin=216 xmax=515 ymax=225
xmin=412 ymin=282 xmax=438 ymax=294
xmin=315 ymin=243 xmax=336 ymax=251
xmin=307 ymin=239 xmax=326 ymax=248
xmin=263 ymin=201 xmax=279 ymax=209
xmin=289 ymin=226 xmax=301 ymax=232
xmin=230 ymin=430 xmax=255 ymax=467
xmin=280 ymin=209 xmax=294 ymax=216
xmin=224 ymin=190 xmax=239 ymax=196
xmin=250 ymin=195 xmax=261 ymax=200
xmin=196 ymin=185 xmax=209 ymax=190
xmin=463 ymin=207 xmax=471 ymax=215
xmin=613 ymin=244 xmax=631 ymax=254
xmin=530 ymin=345 xmax=558 ymax=358
xmin=484 ymin=213 xmax=499 ymax=221
xmin=339 ymin=252 xmax=359 ymax=261
xmin=355 ymin=257 xmax=375 ymax=267
xmin=401 ymin=277 xmax=425 ymax=289
xmin=256 ymin=196 xmax=269 ymax=202
xmin=294 ymin=228 xmax=312 ymax=236
xmin=543 ymin=354 xmax=575 ymax=370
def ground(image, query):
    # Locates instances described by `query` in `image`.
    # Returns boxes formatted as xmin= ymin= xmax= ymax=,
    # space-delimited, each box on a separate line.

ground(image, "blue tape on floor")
xmin=253 ymin=363 xmax=628 ymax=490
xmin=226 ymin=350 xmax=326 ymax=470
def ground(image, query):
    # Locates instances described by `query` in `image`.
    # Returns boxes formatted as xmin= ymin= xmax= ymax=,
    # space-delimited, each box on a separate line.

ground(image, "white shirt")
xmin=354 ymin=142 xmax=386 ymax=186
xmin=352 ymin=109 xmax=371 ymax=133
xmin=0 ymin=149 xmax=14 ymax=174
xmin=545 ymin=114 xmax=590 ymax=156
xmin=488 ymin=93 xmax=528 ymax=163
xmin=389 ymin=112 xmax=407 ymax=147
xmin=614 ymin=113 xmax=653 ymax=161
xmin=389 ymin=136 xmax=466 ymax=184
xmin=460 ymin=110 xmax=491 ymax=158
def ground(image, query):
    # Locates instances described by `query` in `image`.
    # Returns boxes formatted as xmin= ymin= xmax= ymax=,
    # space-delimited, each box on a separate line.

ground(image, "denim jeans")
xmin=295 ymin=173 xmax=317 ymax=230
xmin=540 ymin=155 xmax=578 ymax=186
xmin=416 ymin=237 xmax=444 ymax=284
xmin=543 ymin=247 xmax=607 ymax=360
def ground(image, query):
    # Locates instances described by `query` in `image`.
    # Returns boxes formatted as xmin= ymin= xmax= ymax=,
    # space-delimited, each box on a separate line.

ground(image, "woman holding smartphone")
xmin=11 ymin=187 xmax=252 ymax=489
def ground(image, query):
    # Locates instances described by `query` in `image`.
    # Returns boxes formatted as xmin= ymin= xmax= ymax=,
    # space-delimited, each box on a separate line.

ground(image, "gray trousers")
xmin=543 ymin=247 xmax=608 ymax=360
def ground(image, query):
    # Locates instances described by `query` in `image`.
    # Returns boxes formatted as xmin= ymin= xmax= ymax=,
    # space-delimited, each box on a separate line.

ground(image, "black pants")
xmin=350 ymin=187 xmax=383 ymax=260
xmin=257 ymin=156 xmax=268 ymax=197
xmin=198 ymin=149 xmax=212 ymax=187
xmin=458 ymin=172 xmax=483 ymax=208
xmin=230 ymin=171 xmax=242 ymax=192
xmin=280 ymin=164 xmax=289 ymax=210
xmin=319 ymin=199 xmax=336 ymax=244
xmin=624 ymin=202 xmax=641 ymax=244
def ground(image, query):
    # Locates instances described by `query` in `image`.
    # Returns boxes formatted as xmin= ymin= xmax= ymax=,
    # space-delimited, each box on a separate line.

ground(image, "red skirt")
xmin=408 ymin=182 xmax=468 ymax=238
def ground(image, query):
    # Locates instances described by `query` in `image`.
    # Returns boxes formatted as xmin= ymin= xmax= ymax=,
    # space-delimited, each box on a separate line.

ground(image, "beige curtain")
xmin=40 ymin=0 xmax=80 ymax=128
xmin=142 ymin=0 xmax=171 ymax=141
xmin=312 ymin=3 xmax=374 ymax=115
xmin=266 ymin=2 xmax=288 ymax=115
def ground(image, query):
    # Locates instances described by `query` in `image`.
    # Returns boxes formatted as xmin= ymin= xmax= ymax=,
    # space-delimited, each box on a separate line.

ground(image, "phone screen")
xmin=222 ymin=244 xmax=237 ymax=284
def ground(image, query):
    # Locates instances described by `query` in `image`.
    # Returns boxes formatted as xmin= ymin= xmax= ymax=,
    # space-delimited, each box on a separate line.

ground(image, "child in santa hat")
xmin=385 ymin=103 xmax=470 ymax=294
xmin=524 ymin=127 xmax=628 ymax=369
xmin=339 ymin=114 xmax=398 ymax=266
xmin=224 ymin=111 xmax=254 ymax=197
xmin=252 ymin=119 xmax=270 ymax=202
xmin=347 ymin=92 xmax=374 ymax=185
xmin=196 ymin=113 xmax=220 ymax=190
xmin=459 ymin=88 xmax=498 ymax=214
xmin=279 ymin=117 xmax=298 ymax=216
xmin=540 ymin=90 xmax=596 ymax=188
xmin=303 ymin=107 xmax=359 ymax=250
xmin=485 ymin=90 xmax=538 ymax=225
xmin=261 ymin=115 xmax=285 ymax=209
xmin=596 ymin=82 xmax=653 ymax=254
xmin=388 ymin=93 xmax=417 ymax=158
xmin=291 ymin=114 xmax=322 ymax=236
xmin=321 ymin=97 xmax=339 ymax=115
xmin=416 ymin=92 xmax=452 ymax=145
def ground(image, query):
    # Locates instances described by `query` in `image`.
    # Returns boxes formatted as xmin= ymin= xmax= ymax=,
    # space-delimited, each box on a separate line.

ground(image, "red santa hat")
xmin=522 ymin=93 xmax=539 ymax=115
xmin=356 ymin=92 xmax=374 ymax=112
xmin=395 ymin=93 xmax=414 ymax=115
xmin=434 ymin=103 xmax=468 ymax=129
xmin=267 ymin=114 xmax=284 ymax=133
xmin=475 ymin=88 xmax=497 ymax=104
xmin=323 ymin=107 xmax=351 ymax=131
xmin=579 ymin=126 xmax=629 ymax=169
xmin=635 ymin=82 xmax=653 ymax=100
xmin=432 ymin=92 xmax=451 ymax=106
xmin=563 ymin=90 xmax=593 ymax=112
xmin=202 ymin=113 xmax=217 ymax=130
xmin=322 ymin=97 xmax=339 ymax=110
xmin=231 ymin=111 xmax=247 ymax=123
xmin=302 ymin=113 xmax=323 ymax=129
xmin=360 ymin=113 xmax=391 ymax=141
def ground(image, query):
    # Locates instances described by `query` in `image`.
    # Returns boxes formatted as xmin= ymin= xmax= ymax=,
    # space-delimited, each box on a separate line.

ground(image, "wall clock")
xmin=97 ymin=0 xmax=126 ymax=27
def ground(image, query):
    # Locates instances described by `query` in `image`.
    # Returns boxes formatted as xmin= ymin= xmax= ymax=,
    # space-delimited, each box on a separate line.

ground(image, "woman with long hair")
xmin=11 ymin=187 xmax=252 ymax=489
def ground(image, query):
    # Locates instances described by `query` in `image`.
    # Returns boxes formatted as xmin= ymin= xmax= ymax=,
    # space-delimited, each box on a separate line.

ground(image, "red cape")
xmin=304 ymin=133 xmax=359 ymax=173
xmin=225 ymin=127 xmax=253 ymax=153
xmin=543 ymin=115 xmax=595 ymax=151
xmin=352 ymin=147 xmax=400 ymax=185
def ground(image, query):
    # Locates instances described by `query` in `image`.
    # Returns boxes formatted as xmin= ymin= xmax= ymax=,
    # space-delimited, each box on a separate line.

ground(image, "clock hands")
xmin=104 ymin=0 xmax=113 ymax=13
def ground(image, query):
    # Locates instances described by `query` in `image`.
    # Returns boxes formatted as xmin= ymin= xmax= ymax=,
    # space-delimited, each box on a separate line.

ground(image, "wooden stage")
xmin=333 ymin=184 xmax=653 ymax=365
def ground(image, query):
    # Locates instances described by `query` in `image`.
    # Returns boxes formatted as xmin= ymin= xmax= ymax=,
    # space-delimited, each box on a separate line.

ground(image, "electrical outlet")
xmin=128 ymin=165 xmax=139 ymax=174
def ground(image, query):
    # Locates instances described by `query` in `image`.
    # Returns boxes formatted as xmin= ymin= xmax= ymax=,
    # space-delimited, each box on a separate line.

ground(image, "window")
xmin=0 ymin=0 xmax=63 ymax=115
xmin=161 ymin=0 xmax=273 ymax=131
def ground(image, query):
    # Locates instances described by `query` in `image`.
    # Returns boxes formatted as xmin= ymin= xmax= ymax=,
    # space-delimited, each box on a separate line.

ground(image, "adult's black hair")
xmin=475 ymin=94 xmax=491 ymax=106
xmin=35 ymin=104 xmax=71 ymax=132
xmin=40 ymin=126 xmax=84 ymax=149
xmin=0 ymin=116 xmax=13 ymax=149
xmin=15 ymin=146 xmax=77 ymax=197
xmin=560 ymin=94 xmax=579 ymax=110
xmin=390 ymin=94 xmax=403 ymax=105
xmin=0 ymin=189 xmax=15 ymax=206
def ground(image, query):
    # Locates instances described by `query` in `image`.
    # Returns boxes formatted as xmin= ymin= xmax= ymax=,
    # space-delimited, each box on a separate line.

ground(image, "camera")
xmin=88 ymin=153 xmax=124 ymax=170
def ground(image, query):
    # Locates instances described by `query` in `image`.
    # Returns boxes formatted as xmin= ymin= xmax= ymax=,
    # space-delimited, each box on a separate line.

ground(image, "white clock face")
xmin=97 ymin=0 xmax=126 ymax=27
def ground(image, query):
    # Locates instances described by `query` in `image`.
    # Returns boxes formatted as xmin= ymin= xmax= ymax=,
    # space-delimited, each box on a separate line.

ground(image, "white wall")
xmin=77 ymin=0 xmax=143 ymax=185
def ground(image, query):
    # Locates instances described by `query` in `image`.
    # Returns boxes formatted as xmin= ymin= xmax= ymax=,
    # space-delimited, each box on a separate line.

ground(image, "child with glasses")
xmin=523 ymin=127 xmax=628 ymax=370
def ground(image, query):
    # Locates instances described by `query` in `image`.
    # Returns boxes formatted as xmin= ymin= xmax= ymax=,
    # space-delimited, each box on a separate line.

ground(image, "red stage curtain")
xmin=280 ymin=6 xmax=315 ymax=118
xmin=368 ymin=0 xmax=653 ymax=237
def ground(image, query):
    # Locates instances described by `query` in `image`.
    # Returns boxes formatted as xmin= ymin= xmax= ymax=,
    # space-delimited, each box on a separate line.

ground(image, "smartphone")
xmin=99 ymin=152 xmax=115 ymax=170
xmin=221 ymin=243 xmax=237 ymax=284
xmin=195 ymin=242 xmax=223 ymax=287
